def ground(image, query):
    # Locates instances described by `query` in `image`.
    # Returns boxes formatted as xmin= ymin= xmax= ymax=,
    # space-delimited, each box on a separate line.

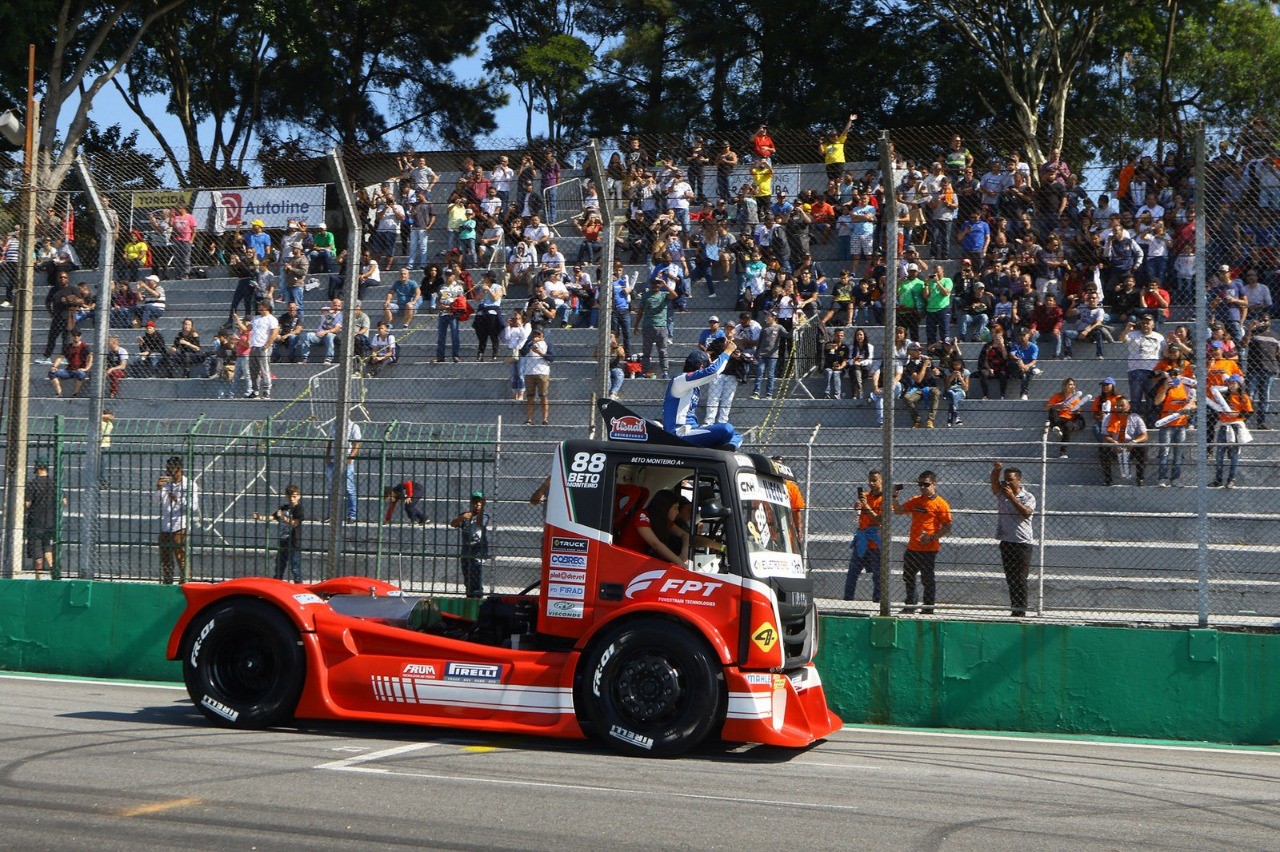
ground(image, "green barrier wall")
xmin=816 ymin=616 xmax=1279 ymax=745
xmin=1 ymin=580 xmax=1276 ymax=745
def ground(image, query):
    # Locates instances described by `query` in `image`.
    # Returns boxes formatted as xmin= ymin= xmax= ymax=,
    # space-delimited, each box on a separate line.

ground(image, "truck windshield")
xmin=736 ymin=470 xmax=804 ymax=579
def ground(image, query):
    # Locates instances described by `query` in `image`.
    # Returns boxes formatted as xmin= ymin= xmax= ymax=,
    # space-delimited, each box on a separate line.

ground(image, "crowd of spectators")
xmin=11 ymin=121 xmax=1279 ymax=484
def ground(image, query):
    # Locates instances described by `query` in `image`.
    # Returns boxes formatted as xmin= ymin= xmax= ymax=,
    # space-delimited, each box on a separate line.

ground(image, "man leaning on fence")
xmin=156 ymin=456 xmax=199 ymax=584
xmin=991 ymin=462 xmax=1036 ymax=618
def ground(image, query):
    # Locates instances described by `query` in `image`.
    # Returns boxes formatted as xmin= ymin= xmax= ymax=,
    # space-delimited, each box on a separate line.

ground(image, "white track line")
xmin=0 ymin=673 xmax=185 ymax=690
xmin=315 ymin=741 xmax=439 ymax=770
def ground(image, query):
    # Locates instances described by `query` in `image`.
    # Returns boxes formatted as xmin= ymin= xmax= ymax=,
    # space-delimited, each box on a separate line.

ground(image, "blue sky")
xmin=65 ymin=50 xmax=539 ymax=161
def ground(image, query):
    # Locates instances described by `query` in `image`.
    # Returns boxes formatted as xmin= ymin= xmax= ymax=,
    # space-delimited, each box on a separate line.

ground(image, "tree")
xmin=486 ymin=1 xmax=599 ymax=144
xmin=914 ymin=0 xmax=1110 ymax=165
xmin=110 ymin=0 xmax=283 ymax=186
xmin=259 ymin=0 xmax=503 ymax=149
xmin=0 ymin=0 xmax=186 ymax=203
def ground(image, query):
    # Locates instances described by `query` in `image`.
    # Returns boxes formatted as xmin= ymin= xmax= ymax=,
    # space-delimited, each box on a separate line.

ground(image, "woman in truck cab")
xmin=617 ymin=491 xmax=687 ymax=564
xmin=618 ymin=491 xmax=727 ymax=566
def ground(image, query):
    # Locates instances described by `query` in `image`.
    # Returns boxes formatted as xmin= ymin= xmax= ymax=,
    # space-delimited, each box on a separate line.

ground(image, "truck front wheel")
xmin=180 ymin=598 xmax=306 ymax=728
xmin=581 ymin=620 xmax=724 ymax=757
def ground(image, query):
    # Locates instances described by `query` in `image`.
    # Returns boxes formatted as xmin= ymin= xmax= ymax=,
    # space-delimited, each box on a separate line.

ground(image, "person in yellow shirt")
xmin=750 ymin=160 xmax=773 ymax=211
xmin=821 ymin=113 xmax=856 ymax=183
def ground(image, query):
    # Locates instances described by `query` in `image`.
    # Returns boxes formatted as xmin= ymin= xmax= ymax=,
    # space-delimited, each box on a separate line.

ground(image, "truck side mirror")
xmin=699 ymin=499 xmax=732 ymax=519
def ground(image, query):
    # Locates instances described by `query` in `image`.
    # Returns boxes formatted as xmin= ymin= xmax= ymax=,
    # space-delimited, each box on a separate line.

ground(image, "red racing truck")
xmin=169 ymin=416 xmax=842 ymax=756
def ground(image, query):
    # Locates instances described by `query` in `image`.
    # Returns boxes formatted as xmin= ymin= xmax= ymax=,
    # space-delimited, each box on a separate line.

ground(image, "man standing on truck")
xmin=662 ymin=329 xmax=744 ymax=449
xmin=449 ymin=491 xmax=490 ymax=598
xmin=890 ymin=469 xmax=951 ymax=614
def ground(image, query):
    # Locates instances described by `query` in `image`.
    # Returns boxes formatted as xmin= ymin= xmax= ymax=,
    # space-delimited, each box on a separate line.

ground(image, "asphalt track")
xmin=2 ymin=674 xmax=1278 ymax=850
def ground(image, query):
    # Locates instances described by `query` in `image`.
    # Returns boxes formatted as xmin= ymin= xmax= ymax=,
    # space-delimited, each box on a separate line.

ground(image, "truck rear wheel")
xmin=181 ymin=598 xmax=306 ymax=728
xmin=581 ymin=620 xmax=724 ymax=757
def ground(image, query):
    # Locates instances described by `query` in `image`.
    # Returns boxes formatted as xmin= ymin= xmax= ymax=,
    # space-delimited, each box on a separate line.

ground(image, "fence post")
xmin=185 ymin=418 xmax=199 ymax=583
xmin=1037 ymin=424 xmax=1050 ymax=615
xmin=585 ymin=139 xmax=614 ymax=434
xmin=52 ymin=414 xmax=63 ymax=580
xmin=877 ymin=130 xmax=899 ymax=617
xmin=2 ymin=96 xmax=40 ymax=580
xmin=325 ymin=148 xmax=363 ymax=579
xmin=1193 ymin=124 xmax=1210 ymax=627
xmin=73 ymin=153 xmax=115 ymax=580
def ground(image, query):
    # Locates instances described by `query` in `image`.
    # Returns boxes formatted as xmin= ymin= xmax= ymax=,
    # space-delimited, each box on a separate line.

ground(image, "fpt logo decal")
xmin=609 ymin=415 xmax=648 ymax=441
xmin=752 ymin=622 xmax=779 ymax=653
xmin=624 ymin=570 xmax=668 ymax=599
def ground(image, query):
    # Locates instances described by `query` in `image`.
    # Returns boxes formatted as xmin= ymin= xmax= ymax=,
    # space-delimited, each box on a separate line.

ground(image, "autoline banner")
xmin=191 ymin=185 xmax=327 ymax=232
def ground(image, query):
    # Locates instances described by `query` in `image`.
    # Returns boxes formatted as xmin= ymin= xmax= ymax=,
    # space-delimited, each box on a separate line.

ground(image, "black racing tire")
xmin=580 ymin=619 xmax=725 ymax=758
xmin=180 ymin=598 xmax=306 ymax=728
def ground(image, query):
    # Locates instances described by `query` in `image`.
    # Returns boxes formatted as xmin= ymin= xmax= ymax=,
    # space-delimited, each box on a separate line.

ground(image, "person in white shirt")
xmin=1124 ymin=313 xmax=1165 ymax=422
xmin=522 ymin=329 xmax=552 ymax=425
xmin=522 ymin=215 xmax=551 ymax=252
xmin=247 ymin=298 xmax=280 ymax=398
xmin=666 ymin=170 xmax=694 ymax=229
xmin=540 ymin=243 xmax=567 ymax=283
xmin=489 ymin=156 xmax=516 ymax=203
xmin=156 ymin=456 xmax=199 ymax=584
xmin=500 ymin=311 xmax=531 ymax=399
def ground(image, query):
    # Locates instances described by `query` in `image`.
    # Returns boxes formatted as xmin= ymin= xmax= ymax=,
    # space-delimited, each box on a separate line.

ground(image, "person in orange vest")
xmin=1099 ymin=396 xmax=1149 ymax=486
xmin=1209 ymin=376 xmax=1253 ymax=488
xmin=1153 ymin=373 xmax=1195 ymax=487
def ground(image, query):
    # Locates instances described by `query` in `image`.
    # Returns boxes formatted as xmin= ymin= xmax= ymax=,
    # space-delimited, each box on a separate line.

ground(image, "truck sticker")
xmin=624 ymin=569 xmax=667 ymax=598
xmin=744 ymin=673 xmax=772 ymax=686
xmin=547 ymin=583 xmax=585 ymax=600
xmin=546 ymin=599 xmax=584 ymax=619
xmin=548 ymin=552 xmax=588 ymax=570
xmin=292 ymin=593 xmax=325 ymax=605
xmin=402 ymin=663 xmax=438 ymax=677
xmin=551 ymin=537 xmax=589 ymax=553
xmin=444 ymin=662 xmax=502 ymax=683
xmin=548 ymin=569 xmax=586 ymax=583
xmin=609 ymin=415 xmax=649 ymax=441
xmin=748 ymin=553 xmax=805 ymax=579
xmin=752 ymin=622 xmax=779 ymax=653
xmin=738 ymin=473 xmax=790 ymax=506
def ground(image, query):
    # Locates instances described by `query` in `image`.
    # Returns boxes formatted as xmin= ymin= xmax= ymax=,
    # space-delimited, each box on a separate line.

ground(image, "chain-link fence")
xmin=1 ymin=122 xmax=1277 ymax=628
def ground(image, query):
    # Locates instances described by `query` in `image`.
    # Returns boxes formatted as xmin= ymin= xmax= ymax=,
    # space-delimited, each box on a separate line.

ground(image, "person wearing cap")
xmin=1122 ymin=313 xmax=1165 ymax=423
xmin=900 ymin=340 xmax=940 ymax=428
xmin=449 ymin=492 xmax=490 ymax=598
xmin=1091 ymin=377 xmax=1121 ymax=440
xmin=156 ymin=456 xmax=199 ymax=584
xmin=244 ymin=219 xmax=272 ymax=260
xmin=698 ymin=316 xmax=725 ymax=351
xmin=663 ymin=325 xmax=744 ymax=450
xmin=959 ymin=280 xmax=993 ymax=341
xmin=309 ymin=221 xmax=337 ymax=273
xmin=24 ymin=458 xmax=60 ymax=579
xmin=137 ymin=273 xmax=167 ymax=325
xmin=47 ymin=328 xmax=92 ymax=397
xmin=1209 ymin=376 xmax=1253 ymax=488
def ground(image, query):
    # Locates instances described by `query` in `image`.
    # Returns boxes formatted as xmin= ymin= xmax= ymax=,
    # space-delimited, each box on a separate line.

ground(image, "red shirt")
xmin=616 ymin=509 xmax=654 ymax=555
xmin=63 ymin=341 xmax=90 ymax=370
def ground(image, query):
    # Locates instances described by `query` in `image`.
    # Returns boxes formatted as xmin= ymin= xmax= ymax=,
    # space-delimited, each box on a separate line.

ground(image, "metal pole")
xmin=877 ymin=131 xmax=899 ymax=616
xmin=1037 ymin=426 xmax=1049 ymax=615
xmin=1193 ymin=125 xmax=1209 ymax=627
xmin=585 ymin=139 xmax=614 ymax=432
xmin=804 ymin=424 xmax=819 ymax=564
xmin=3 ymin=69 xmax=38 ymax=580
xmin=74 ymin=154 xmax=114 ymax=580
xmin=325 ymin=148 xmax=363 ymax=579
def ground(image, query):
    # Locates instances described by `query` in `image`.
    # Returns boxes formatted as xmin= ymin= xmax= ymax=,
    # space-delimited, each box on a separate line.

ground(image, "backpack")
xmin=451 ymin=294 xmax=474 ymax=321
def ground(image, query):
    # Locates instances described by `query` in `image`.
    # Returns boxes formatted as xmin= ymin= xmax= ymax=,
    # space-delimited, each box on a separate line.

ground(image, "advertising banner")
xmin=191 ymin=185 xmax=327 ymax=232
